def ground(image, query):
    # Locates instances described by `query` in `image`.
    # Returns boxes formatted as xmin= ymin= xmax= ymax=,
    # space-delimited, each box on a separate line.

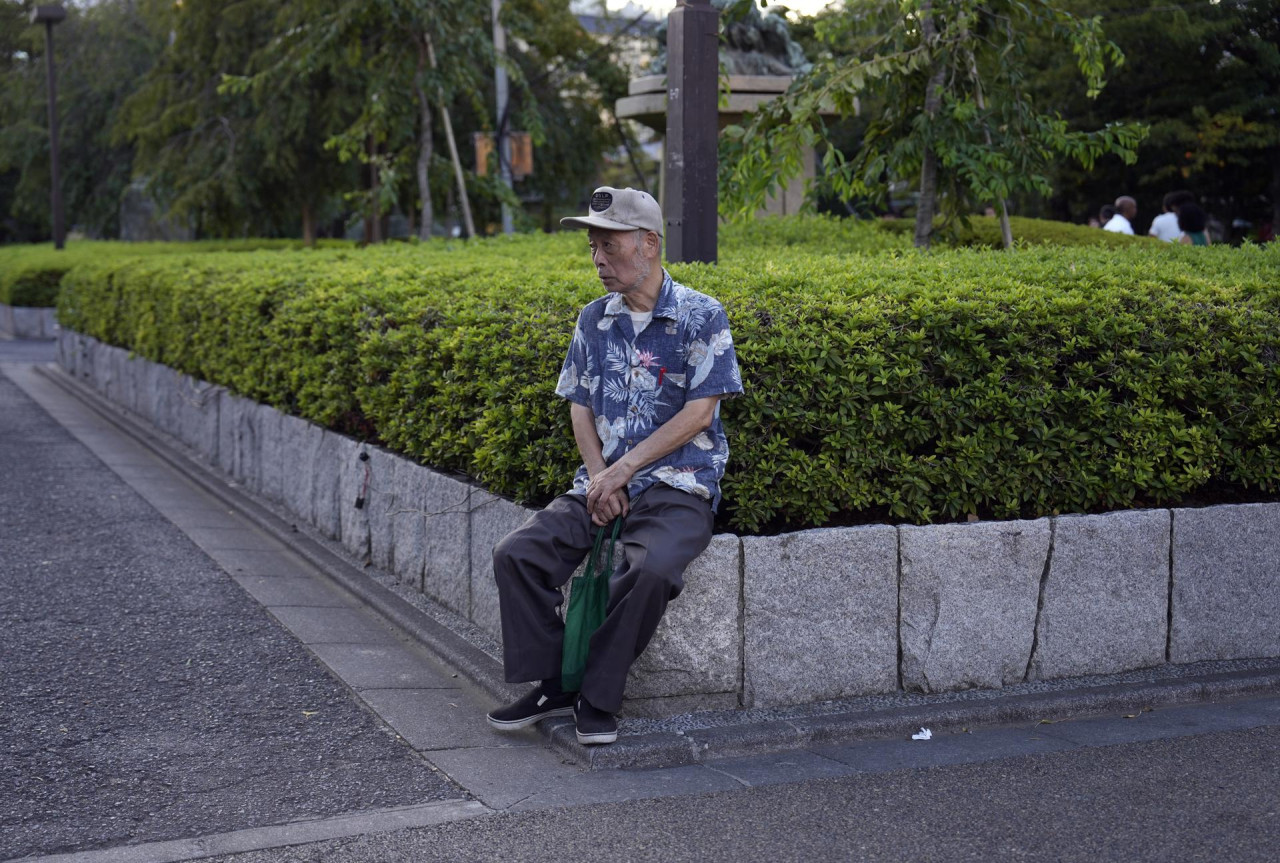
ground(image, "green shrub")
xmin=0 ymin=239 xmax=351 ymax=307
xmin=876 ymin=215 xmax=1150 ymax=249
xmin=55 ymin=228 xmax=1280 ymax=534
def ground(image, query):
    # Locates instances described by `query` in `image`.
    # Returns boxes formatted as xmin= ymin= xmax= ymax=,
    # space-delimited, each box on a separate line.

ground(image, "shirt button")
xmin=627 ymin=439 xmax=634 ymax=445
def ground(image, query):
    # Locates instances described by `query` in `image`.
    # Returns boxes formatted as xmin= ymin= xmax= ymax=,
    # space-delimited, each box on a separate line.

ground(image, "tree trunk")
xmin=425 ymin=33 xmax=476 ymax=239
xmin=965 ymin=46 xmax=1013 ymax=250
xmin=301 ymin=202 xmax=315 ymax=247
xmin=914 ymin=5 xmax=944 ymax=250
xmin=363 ymin=135 xmax=381 ymax=245
xmin=415 ymin=40 xmax=435 ymax=241
xmin=1271 ymin=145 xmax=1280 ymax=238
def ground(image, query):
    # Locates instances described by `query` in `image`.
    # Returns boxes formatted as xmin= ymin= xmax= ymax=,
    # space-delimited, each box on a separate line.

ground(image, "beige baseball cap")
xmin=561 ymin=186 xmax=663 ymax=236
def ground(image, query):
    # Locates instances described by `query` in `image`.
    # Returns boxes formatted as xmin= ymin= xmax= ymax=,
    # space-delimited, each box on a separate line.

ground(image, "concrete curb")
xmin=35 ymin=362 xmax=1280 ymax=771
xmin=1 ymin=303 xmax=58 ymax=340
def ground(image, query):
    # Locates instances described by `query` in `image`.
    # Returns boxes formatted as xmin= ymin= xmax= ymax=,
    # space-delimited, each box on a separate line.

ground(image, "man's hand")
xmin=589 ymin=488 xmax=629 ymax=527
xmin=586 ymin=461 xmax=634 ymax=525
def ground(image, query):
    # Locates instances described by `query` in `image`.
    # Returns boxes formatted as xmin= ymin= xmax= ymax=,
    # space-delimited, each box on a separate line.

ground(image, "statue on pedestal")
xmin=649 ymin=0 xmax=812 ymax=77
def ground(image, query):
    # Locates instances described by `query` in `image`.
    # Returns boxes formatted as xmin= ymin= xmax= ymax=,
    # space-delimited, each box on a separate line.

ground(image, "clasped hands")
xmin=585 ymin=461 xmax=633 ymax=527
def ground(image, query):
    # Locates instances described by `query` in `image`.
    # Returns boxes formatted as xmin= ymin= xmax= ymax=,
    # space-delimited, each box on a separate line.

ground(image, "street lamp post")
xmin=492 ymin=0 xmax=514 ymax=235
xmin=665 ymin=0 xmax=718 ymax=264
xmin=31 ymin=4 xmax=67 ymax=250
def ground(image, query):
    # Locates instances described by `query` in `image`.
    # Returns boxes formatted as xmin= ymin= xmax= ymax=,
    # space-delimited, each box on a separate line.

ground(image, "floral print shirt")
xmin=555 ymin=270 xmax=743 ymax=510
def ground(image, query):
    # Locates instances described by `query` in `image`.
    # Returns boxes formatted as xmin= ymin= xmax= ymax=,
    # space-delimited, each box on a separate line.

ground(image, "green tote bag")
xmin=560 ymin=517 xmax=622 ymax=693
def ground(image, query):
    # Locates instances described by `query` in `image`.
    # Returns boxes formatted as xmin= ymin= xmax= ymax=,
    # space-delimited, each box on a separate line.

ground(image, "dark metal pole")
xmin=32 ymin=5 xmax=67 ymax=250
xmin=665 ymin=0 xmax=718 ymax=264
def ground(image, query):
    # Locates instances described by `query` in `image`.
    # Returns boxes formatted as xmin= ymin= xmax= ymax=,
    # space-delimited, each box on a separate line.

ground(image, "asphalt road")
xmin=0 ymin=367 xmax=461 ymax=861
xmin=207 ymin=724 xmax=1280 ymax=863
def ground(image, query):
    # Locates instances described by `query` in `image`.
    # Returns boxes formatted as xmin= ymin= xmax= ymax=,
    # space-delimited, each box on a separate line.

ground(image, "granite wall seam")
xmin=57 ymin=331 xmax=1280 ymax=717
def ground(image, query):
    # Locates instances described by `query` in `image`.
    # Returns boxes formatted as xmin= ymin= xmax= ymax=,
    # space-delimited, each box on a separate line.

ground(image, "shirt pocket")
xmin=653 ymin=368 xmax=687 ymax=426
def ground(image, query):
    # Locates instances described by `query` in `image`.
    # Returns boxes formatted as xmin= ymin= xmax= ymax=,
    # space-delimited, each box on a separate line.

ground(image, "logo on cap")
xmin=590 ymin=191 xmax=613 ymax=212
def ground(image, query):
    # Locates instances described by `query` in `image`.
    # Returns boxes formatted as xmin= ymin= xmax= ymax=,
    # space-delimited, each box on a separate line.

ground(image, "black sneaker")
xmin=574 ymin=695 xmax=618 ymax=745
xmin=486 ymin=686 xmax=576 ymax=731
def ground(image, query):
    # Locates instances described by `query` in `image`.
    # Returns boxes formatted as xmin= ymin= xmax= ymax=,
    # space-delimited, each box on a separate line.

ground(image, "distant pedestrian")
xmin=1177 ymin=203 xmax=1212 ymax=246
xmin=1103 ymin=196 xmax=1137 ymax=235
xmin=1149 ymin=191 xmax=1194 ymax=243
xmin=1097 ymin=204 xmax=1116 ymax=228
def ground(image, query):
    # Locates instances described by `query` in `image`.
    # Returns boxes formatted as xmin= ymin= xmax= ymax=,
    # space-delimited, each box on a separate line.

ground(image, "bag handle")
xmin=586 ymin=516 xmax=623 ymax=579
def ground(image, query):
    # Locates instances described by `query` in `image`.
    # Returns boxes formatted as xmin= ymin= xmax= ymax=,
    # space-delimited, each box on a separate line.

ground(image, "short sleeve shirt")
xmin=555 ymin=270 xmax=743 ymax=510
xmin=1103 ymin=213 xmax=1134 ymax=235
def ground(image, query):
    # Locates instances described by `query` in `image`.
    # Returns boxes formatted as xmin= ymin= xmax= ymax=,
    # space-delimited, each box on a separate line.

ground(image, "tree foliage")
xmin=721 ymin=0 xmax=1148 ymax=247
xmin=1 ymin=0 xmax=634 ymax=242
xmin=0 ymin=0 xmax=162 ymax=241
xmin=1019 ymin=0 xmax=1280 ymax=237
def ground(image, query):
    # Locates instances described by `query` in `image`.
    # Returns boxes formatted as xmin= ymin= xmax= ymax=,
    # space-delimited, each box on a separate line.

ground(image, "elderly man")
xmin=1103 ymin=195 xmax=1138 ymax=234
xmin=486 ymin=187 xmax=742 ymax=745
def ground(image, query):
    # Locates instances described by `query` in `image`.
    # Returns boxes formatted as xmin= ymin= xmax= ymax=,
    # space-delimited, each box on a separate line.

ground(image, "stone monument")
xmin=616 ymin=0 xmax=821 ymax=220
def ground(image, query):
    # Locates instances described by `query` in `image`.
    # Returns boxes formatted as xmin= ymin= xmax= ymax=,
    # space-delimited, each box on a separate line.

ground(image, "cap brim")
xmin=560 ymin=215 xmax=660 ymax=234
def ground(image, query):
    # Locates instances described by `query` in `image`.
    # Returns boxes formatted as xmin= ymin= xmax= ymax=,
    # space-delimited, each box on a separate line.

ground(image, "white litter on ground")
xmin=911 ymin=727 xmax=933 ymax=741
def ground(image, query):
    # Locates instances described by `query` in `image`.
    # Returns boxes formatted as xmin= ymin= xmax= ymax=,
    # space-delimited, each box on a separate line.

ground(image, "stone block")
xmin=149 ymin=364 xmax=181 ymax=437
xmin=118 ymin=352 xmax=141 ymax=417
xmin=626 ymin=533 xmax=743 ymax=701
xmin=365 ymin=448 xmax=404 ymax=573
xmin=900 ymin=519 xmax=1050 ymax=693
xmin=1171 ymin=503 xmax=1280 ymax=663
xmin=469 ymin=492 xmax=537 ymax=644
xmin=279 ymin=413 xmax=324 ymax=524
xmin=389 ymin=458 xmax=428 ymax=590
xmin=56 ymin=329 xmax=73 ymax=372
xmin=173 ymin=374 xmax=221 ymax=462
xmin=228 ymin=395 xmax=261 ymax=491
xmin=10 ymin=306 xmax=52 ymax=339
xmin=337 ymin=436 xmax=372 ymax=562
xmin=256 ymin=404 xmax=286 ymax=506
xmin=421 ymin=469 xmax=473 ymax=618
xmin=1030 ymin=510 xmax=1170 ymax=680
xmin=74 ymin=334 xmax=95 ymax=384
xmin=92 ymin=342 xmax=119 ymax=400
xmin=215 ymin=390 xmax=240 ymax=477
xmin=311 ymin=431 xmax=344 ymax=540
xmin=742 ymin=525 xmax=899 ymax=708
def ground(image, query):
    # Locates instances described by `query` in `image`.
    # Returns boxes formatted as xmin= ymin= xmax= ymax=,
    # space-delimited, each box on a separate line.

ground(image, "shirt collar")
xmin=602 ymin=270 xmax=679 ymax=320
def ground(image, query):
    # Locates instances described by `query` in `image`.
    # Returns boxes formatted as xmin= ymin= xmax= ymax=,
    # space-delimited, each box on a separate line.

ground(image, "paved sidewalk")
xmin=0 ymin=367 xmax=472 ymax=861
xmin=6 ymin=348 xmax=1280 ymax=863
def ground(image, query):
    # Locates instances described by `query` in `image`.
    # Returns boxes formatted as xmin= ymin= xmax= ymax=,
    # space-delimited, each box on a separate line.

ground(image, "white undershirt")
xmin=629 ymin=310 xmax=654 ymax=336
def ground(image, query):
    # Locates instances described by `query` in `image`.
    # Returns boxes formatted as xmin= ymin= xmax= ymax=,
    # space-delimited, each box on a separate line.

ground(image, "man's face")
xmin=588 ymin=228 xmax=652 ymax=295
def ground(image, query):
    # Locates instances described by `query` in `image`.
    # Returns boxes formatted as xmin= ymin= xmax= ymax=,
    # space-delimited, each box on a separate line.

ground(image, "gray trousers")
xmin=492 ymin=484 xmax=714 ymax=713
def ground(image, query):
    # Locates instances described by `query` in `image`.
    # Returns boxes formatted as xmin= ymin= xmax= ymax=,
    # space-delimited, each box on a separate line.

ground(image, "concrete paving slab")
xmin=503 ymin=763 xmax=746 ymax=813
xmin=96 ymin=461 xmax=171 ymax=479
xmin=361 ymin=688 xmax=533 ymax=752
xmin=182 ymin=525 xmax=286 ymax=552
xmin=211 ymin=547 xmax=311 ymax=577
xmin=269 ymin=606 xmax=401 ymax=645
xmin=1033 ymin=699 xmax=1280 ymax=747
xmin=233 ymin=575 xmax=359 ymax=609
xmin=423 ymin=744 xmax=589 ymax=810
xmin=153 ymin=506 xmax=244 ymax=531
xmin=813 ymin=723 xmax=1075 ymax=774
xmin=705 ymin=749 xmax=853 ymax=787
xmin=308 ymin=644 xmax=461 ymax=690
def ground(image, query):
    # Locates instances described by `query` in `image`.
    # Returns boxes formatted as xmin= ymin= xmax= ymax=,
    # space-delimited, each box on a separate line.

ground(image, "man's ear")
xmin=644 ymin=230 xmax=661 ymax=257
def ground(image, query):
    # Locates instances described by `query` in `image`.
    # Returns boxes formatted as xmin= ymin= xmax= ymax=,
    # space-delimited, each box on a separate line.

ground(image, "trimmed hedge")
xmin=54 ymin=226 xmax=1280 ymax=533
xmin=0 ymin=239 xmax=350 ymax=307
xmin=876 ymin=215 xmax=1151 ymax=249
